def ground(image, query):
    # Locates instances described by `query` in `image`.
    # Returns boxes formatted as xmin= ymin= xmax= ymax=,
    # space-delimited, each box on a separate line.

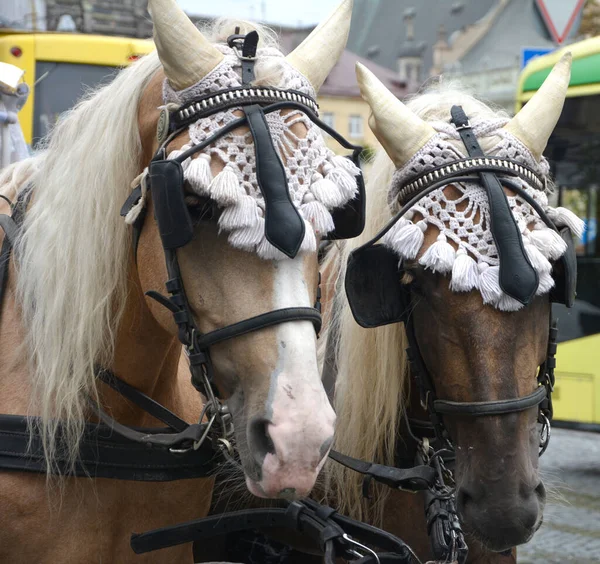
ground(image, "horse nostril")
xmin=534 ymin=481 xmax=546 ymax=502
xmin=248 ymin=418 xmax=276 ymax=465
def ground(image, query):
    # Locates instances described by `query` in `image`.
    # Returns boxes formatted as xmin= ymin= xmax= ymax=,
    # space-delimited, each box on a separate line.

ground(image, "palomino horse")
xmin=320 ymin=54 xmax=584 ymax=563
xmin=0 ymin=0 xmax=361 ymax=561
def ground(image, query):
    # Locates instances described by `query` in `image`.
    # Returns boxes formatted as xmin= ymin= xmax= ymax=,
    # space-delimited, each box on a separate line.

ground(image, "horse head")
xmin=327 ymin=54 xmax=583 ymax=552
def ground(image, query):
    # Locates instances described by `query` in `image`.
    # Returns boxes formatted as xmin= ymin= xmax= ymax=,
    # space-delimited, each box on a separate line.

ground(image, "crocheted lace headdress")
xmin=128 ymin=44 xmax=361 ymax=261
xmin=381 ymin=118 xmax=584 ymax=311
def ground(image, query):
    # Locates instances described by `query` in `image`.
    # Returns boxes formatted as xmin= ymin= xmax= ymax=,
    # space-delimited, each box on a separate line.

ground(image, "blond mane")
xmin=320 ymin=150 xmax=407 ymax=523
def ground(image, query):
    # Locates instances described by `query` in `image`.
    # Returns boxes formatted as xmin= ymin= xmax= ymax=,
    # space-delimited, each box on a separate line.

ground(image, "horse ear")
xmin=286 ymin=0 xmax=353 ymax=92
xmin=355 ymin=62 xmax=436 ymax=169
xmin=504 ymin=53 xmax=571 ymax=161
xmin=148 ymin=0 xmax=224 ymax=91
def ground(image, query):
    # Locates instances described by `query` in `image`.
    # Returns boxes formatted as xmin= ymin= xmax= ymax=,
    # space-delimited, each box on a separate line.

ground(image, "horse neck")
xmin=105 ymin=258 xmax=183 ymax=426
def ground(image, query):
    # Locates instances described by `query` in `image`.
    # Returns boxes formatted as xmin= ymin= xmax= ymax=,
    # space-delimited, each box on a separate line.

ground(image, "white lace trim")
xmin=383 ymin=118 xmax=584 ymax=311
xmin=130 ymin=45 xmax=360 ymax=260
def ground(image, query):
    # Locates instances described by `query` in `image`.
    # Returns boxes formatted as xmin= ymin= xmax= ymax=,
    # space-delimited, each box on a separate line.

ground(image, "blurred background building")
xmin=348 ymin=0 xmax=586 ymax=113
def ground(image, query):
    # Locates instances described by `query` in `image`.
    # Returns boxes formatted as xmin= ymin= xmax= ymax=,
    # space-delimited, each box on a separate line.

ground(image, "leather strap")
xmin=130 ymin=499 xmax=414 ymax=563
xmin=434 ymin=385 xmax=547 ymax=416
xmin=450 ymin=105 xmax=538 ymax=305
xmin=244 ymin=104 xmax=305 ymax=258
xmin=328 ymin=449 xmax=436 ymax=492
xmin=96 ymin=370 xmax=190 ymax=432
xmin=0 ymin=414 xmax=216 ymax=481
xmin=241 ymin=31 xmax=259 ymax=85
xmin=195 ymin=307 xmax=322 ymax=349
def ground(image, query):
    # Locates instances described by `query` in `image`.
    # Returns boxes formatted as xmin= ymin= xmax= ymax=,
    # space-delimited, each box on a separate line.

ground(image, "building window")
xmin=349 ymin=115 xmax=363 ymax=139
xmin=322 ymin=112 xmax=335 ymax=130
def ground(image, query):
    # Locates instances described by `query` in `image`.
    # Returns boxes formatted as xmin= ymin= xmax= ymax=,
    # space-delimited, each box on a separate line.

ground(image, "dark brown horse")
xmin=318 ymin=53 xmax=582 ymax=563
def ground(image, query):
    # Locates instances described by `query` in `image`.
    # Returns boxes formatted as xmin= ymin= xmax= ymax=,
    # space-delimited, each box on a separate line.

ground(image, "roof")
xmin=456 ymin=0 xmax=556 ymax=74
xmin=347 ymin=0 xmax=496 ymax=73
xmin=319 ymin=49 xmax=406 ymax=98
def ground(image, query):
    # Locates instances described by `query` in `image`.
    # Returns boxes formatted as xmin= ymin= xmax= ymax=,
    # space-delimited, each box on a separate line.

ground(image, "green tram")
xmin=517 ymin=37 xmax=600 ymax=427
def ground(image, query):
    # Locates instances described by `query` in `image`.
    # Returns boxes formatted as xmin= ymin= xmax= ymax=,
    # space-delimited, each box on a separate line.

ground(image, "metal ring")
xmin=539 ymin=413 xmax=551 ymax=456
xmin=342 ymin=534 xmax=380 ymax=564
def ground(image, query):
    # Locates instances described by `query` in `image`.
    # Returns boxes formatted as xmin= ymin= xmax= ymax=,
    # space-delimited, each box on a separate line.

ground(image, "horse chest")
xmin=0 ymin=471 xmax=213 ymax=563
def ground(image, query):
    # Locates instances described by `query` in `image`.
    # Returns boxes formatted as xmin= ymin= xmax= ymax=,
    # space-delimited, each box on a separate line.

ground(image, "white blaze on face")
xmin=248 ymin=257 xmax=335 ymax=499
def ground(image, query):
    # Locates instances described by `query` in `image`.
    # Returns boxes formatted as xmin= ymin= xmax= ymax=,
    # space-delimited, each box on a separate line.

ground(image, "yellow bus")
xmin=517 ymin=37 xmax=600 ymax=428
xmin=0 ymin=31 xmax=154 ymax=148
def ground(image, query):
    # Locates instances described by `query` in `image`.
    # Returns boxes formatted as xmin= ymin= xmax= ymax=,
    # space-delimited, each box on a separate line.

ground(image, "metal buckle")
xmin=454 ymin=121 xmax=471 ymax=131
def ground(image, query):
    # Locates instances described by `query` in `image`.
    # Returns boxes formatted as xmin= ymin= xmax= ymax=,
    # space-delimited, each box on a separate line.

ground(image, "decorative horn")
xmin=286 ymin=0 xmax=353 ymax=92
xmin=504 ymin=52 xmax=572 ymax=161
xmin=148 ymin=0 xmax=224 ymax=91
xmin=356 ymin=62 xmax=436 ymax=168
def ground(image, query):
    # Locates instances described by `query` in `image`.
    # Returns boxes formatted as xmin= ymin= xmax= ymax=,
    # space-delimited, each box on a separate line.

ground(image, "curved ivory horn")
xmin=356 ymin=62 xmax=436 ymax=168
xmin=148 ymin=0 xmax=224 ymax=91
xmin=286 ymin=0 xmax=353 ymax=92
xmin=504 ymin=52 xmax=572 ymax=161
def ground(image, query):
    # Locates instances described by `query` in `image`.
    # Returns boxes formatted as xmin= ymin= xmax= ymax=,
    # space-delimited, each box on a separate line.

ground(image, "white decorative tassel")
xmin=524 ymin=242 xmax=552 ymax=274
xmin=478 ymin=263 xmax=502 ymax=305
xmin=528 ymin=227 xmax=567 ymax=260
xmin=324 ymin=165 xmax=358 ymax=198
xmin=547 ymin=206 xmax=585 ymax=239
xmin=167 ymin=145 xmax=192 ymax=171
xmin=300 ymin=219 xmax=317 ymax=253
xmin=228 ymin=218 xmax=265 ymax=251
xmin=419 ymin=232 xmax=456 ymax=274
xmin=186 ymin=154 xmax=213 ymax=195
xmin=450 ymin=245 xmax=479 ymax=292
xmin=497 ymin=293 xmax=525 ymax=312
xmin=301 ymin=194 xmax=335 ymax=235
xmin=256 ymin=239 xmax=289 ymax=261
xmin=310 ymin=173 xmax=346 ymax=208
xmin=209 ymin=166 xmax=242 ymax=206
xmin=383 ymin=219 xmax=426 ymax=260
xmin=218 ymin=195 xmax=260 ymax=231
xmin=332 ymin=155 xmax=361 ymax=177
xmin=537 ymin=270 xmax=555 ymax=295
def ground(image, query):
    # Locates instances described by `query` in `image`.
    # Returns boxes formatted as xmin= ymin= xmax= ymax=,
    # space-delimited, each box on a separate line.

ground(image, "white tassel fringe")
xmin=382 ymin=219 xmax=426 ymax=260
xmin=547 ymin=206 xmax=585 ymax=239
xmin=450 ymin=246 xmax=479 ymax=292
xmin=419 ymin=233 xmax=455 ymax=273
xmin=210 ymin=166 xmax=242 ymax=206
xmin=310 ymin=173 xmax=347 ymax=208
xmin=218 ymin=195 xmax=260 ymax=230
xmin=524 ymin=242 xmax=552 ymax=274
xmin=186 ymin=154 xmax=213 ymax=195
xmin=228 ymin=218 xmax=265 ymax=251
xmin=325 ymin=168 xmax=358 ymax=198
xmin=528 ymin=227 xmax=567 ymax=260
xmin=478 ymin=263 xmax=502 ymax=305
xmin=332 ymin=155 xmax=361 ymax=177
xmin=301 ymin=197 xmax=335 ymax=235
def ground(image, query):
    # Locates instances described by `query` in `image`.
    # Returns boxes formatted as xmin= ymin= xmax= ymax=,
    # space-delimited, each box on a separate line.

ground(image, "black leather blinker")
xmin=149 ymin=160 xmax=194 ymax=250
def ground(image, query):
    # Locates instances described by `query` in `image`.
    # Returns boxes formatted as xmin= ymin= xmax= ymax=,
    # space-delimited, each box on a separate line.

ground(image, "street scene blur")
xmin=0 ymin=1 xmax=599 ymax=563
